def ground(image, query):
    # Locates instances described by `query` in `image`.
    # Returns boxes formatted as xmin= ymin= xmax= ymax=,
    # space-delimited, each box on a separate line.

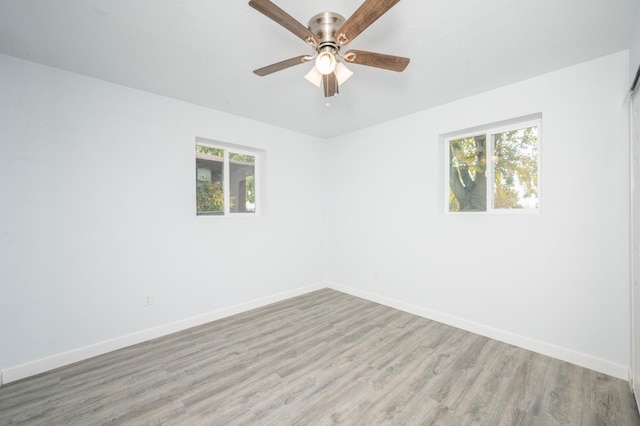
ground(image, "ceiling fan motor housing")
xmin=308 ymin=12 xmax=345 ymax=51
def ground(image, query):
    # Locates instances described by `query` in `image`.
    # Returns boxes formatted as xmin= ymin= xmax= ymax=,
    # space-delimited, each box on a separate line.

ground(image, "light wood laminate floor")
xmin=1 ymin=289 xmax=639 ymax=425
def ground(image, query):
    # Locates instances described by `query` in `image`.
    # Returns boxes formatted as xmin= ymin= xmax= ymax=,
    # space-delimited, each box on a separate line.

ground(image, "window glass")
xmin=449 ymin=134 xmax=487 ymax=212
xmin=493 ymin=126 xmax=539 ymax=209
xmin=196 ymin=145 xmax=225 ymax=215
xmin=447 ymin=118 xmax=540 ymax=213
xmin=196 ymin=142 xmax=260 ymax=216
xmin=229 ymin=152 xmax=256 ymax=213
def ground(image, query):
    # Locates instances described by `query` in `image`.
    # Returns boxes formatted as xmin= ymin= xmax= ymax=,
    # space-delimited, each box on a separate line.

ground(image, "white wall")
xmin=0 ymin=54 xmax=328 ymax=377
xmin=629 ymin=9 xmax=640 ymax=82
xmin=327 ymin=51 xmax=631 ymax=377
xmin=0 ymin=49 xmax=633 ymax=382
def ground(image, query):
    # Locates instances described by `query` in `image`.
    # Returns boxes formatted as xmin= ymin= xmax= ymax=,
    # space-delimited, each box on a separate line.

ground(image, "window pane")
xmin=229 ymin=152 xmax=256 ymax=213
xmin=196 ymin=145 xmax=225 ymax=215
xmin=492 ymin=126 xmax=538 ymax=209
xmin=449 ymin=135 xmax=487 ymax=212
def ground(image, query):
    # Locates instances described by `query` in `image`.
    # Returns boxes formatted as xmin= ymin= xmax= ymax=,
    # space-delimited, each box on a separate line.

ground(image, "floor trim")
xmin=1 ymin=283 xmax=326 ymax=385
xmin=3 ymin=281 xmax=629 ymax=384
xmin=328 ymin=282 xmax=630 ymax=380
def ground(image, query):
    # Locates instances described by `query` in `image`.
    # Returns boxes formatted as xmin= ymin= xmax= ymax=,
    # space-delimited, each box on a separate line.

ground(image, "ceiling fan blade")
xmin=323 ymin=73 xmax=338 ymax=97
xmin=249 ymin=0 xmax=319 ymax=47
xmin=343 ymin=49 xmax=410 ymax=72
xmin=334 ymin=0 xmax=401 ymax=46
xmin=253 ymin=55 xmax=311 ymax=76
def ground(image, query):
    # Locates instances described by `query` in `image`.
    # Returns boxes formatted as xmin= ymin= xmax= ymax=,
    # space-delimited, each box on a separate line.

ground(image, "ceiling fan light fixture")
xmin=249 ymin=1 xmax=410 ymax=99
xmin=304 ymin=66 xmax=323 ymax=87
xmin=335 ymin=62 xmax=354 ymax=86
xmin=315 ymin=50 xmax=337 ymax=75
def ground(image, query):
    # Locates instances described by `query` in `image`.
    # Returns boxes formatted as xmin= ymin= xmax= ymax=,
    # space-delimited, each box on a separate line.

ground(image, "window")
xmin=446 ymin=117 xmax=540 ymax=213
xmin=196 ymin=142 xmax=258 ymax=216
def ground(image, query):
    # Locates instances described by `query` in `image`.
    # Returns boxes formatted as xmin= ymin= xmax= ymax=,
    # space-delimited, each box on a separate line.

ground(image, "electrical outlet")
xmin=144 ymin=293 xmax=153 ymax=306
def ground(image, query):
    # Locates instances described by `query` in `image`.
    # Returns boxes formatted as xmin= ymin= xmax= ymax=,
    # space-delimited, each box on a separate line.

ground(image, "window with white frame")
xmin=446 ymin=117 xmax=540 ymax=213
xmin=196 ymin=141 xmax=259 ymax=216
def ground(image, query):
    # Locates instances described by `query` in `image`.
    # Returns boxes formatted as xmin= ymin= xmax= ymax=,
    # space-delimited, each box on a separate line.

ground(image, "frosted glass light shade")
xmin=335 ymin=62 xmax=353 ymax=86
xmin=304 ymin=66 xmax=323 ymax=87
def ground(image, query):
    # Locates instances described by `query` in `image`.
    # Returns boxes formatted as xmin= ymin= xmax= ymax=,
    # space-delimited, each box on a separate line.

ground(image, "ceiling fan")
xmin=249 ymin=0 xmax=410 ymax=98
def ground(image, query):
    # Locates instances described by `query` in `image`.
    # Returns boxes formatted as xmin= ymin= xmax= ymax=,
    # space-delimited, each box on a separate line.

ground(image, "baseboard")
xmin=1 ymin=282 xmax=326 ymax=385
xmin=4 ymin=281 xmax=629 ymax=384
xmin=328 ymin=282 xmax=630 ymax=380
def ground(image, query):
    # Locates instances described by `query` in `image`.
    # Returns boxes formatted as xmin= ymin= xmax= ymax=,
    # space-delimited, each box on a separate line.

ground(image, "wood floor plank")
xmin=0 ymin=289 xmax=638 ymax=425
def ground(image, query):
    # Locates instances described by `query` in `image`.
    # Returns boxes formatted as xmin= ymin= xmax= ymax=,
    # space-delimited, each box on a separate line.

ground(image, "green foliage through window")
xmin=196 ymin=181 xmax=224 ymax=214
xmin=196 ymin=145 xmax=224 ymax=158
xmin=493 ymin=127 xmax=538 ymax=209
xmin=448 ymin=120 xmax=539 ymax=212
xmin=196 ymin=143 xmax=258 ymax=215
xmin=449 ymin=135 xmax=487 ymax=212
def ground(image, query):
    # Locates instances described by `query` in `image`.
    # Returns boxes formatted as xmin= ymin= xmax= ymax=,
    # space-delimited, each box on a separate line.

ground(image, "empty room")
xmin=2 ymin=0 xmax=640 ymax=424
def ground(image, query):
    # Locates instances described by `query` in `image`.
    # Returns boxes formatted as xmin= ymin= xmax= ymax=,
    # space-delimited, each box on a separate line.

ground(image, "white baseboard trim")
xmin=1 ymin=282 xmax=326 ymax=385
xmin=328 ymin=282 xmax=630 ymax=380
xmin=3 ymin=282 xmax=629 ymax=384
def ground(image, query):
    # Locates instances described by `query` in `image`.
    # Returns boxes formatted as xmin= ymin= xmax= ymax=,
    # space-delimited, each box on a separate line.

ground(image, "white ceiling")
xmin=0 ymin=0 xmax=638 ymax=138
